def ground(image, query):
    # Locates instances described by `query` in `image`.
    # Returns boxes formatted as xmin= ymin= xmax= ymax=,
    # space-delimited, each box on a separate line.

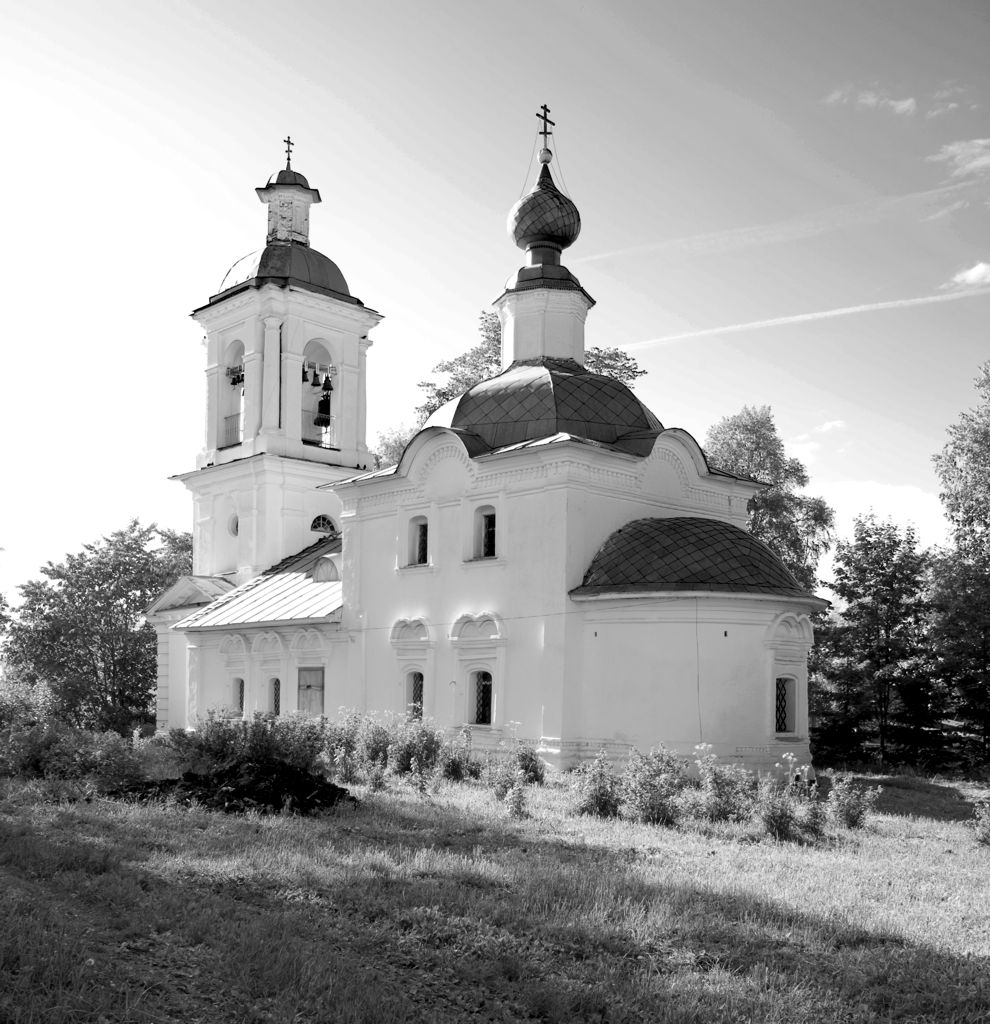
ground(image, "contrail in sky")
xmin=626 ymin=287 xmax=990 ymax=351
xmin=574 ymin=182 xmax=970 ymax=264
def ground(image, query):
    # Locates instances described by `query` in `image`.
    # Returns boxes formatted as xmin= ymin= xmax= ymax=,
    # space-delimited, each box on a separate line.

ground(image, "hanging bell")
xmin=310 ymin=366 xmax=322 ymax=387
xmin=322 ymin=373 xmax=333 ymax=392
xmin=313 ymin=395 xmax=332 ymax=428
xmin=301 ymin=364 xmax=309 ymax=383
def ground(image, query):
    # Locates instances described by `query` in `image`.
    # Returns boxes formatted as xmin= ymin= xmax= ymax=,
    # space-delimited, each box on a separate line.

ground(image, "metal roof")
xmin=572 ymin=517 xmax=811 ymax=599
xmin=174 ymin=537 xmax=343 ymax=631
xmin=424 ymin=358 xmax=663 ymax=452
xmin=212 ymin=242 xmax=359 ymax=305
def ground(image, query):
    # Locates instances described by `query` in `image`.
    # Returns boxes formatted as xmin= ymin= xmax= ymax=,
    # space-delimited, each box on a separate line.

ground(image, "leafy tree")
xmin=822 ymin=515 xmax=931 ymax=765
xmin=413 ymin=310 xmax=647 ymax=422
xmin=0 ymin=521 xmax=192 ymax=733
xmin=933 ymin=360 xmax=990 ymax=555
xmin=372 ymin=424 xmax=418 ymax=470
xmin=703 ymin=406 xmax=835 ymax=591
xmin=927 ymin=547 xmax=990 ymax=765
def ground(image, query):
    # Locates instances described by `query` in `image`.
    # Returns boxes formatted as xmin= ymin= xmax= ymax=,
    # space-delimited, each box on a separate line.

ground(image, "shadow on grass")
xmin=2 ymin=790 xmax=988 ymax=1023
xmin=854 ymin=774 xmax=979 ymax=823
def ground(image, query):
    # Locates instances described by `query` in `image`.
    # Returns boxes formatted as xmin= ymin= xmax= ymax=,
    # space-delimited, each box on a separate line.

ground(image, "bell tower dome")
xmin=176 ymin=140 xmax=383 ymax=582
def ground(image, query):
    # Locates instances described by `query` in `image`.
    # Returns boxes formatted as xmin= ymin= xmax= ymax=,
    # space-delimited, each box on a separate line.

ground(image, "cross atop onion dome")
xmin=507 ymin=106 xmax=581 ymax=263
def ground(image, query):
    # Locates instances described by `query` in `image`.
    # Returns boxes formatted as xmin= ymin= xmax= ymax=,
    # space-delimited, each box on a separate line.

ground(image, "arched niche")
xmin=251 ymin=631 xmax=284 ymax=657
xmin=290 ymin=628 xmax=327 ymax=653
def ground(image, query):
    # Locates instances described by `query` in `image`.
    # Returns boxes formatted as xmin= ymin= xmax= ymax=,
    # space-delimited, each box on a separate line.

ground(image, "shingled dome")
xmin=216 ymin=243 xmax=355 ymax=302
xmin=424 ymin=358 xmax=663 ymax=451
xmin=573 ymin=517 xmax=809 ymax=598
xmin=508 ymin=163 xmax=581 ymax=253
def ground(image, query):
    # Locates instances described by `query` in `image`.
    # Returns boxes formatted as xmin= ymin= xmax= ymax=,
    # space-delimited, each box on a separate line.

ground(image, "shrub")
xmin=486 ymin=755 xmax=517 ymax=801
xmin=693 ymin=745 xmax=754 ymax=822
xmin=387 ymin=718 xmax=445 ymax=776
xmin=514 ymin=745 xmax=546 ymax=785
xmin=826 ymin=773 xmax=881 ymax=829
xmin=621 ymin=746 xmax=686 ymax=826
xmin=973 ymin=802 xmax=990 ymax=846
xmin=796 ymin=792 xmax=828 ymax=841
xmin=436 ymin=742 xmax=481 ymax=782
xmin=168 ymin=713 xmax=327 ymax=776
xmin=753 ymin=778 xmax=798 ymax=840
xmin=506 ymin=770 xmax=528 ymax=819
xmin=574 ymin=750 xmax=620 ymax=818
xmin=0 ymin=722 xmax=143 ymax=790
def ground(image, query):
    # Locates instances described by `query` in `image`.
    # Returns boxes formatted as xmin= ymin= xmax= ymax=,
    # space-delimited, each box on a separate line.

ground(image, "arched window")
xmin=474 ymin=506 xmax=496 ymax=559
xmin=302 ymin=341 xmax=336 ymax=449
xmin=407 ymin=671 xmax=424 ymax=719
xmin=775 ymin=677 xmax=796 ymax=734
xmin=311 ymin=514 xmax=337 ymax=535
xmin=221 ymin=341 xmax=245 ymax=448
xmin=313 ymin=557 xmax=339 ymax=583
xmin=408 ymin=516 xmax=429 ymax=566
xmin=271 ymin=678 xmax=281 ymax=717
xmin=471 ymin=670 xmax=493 ymax=726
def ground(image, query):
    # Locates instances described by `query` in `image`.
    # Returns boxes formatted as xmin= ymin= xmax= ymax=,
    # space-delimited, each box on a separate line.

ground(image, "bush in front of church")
xmin=573 ymin=749 xmax=622 ymax=818
xmin=621 ymin=746 xmax=688 ymax=826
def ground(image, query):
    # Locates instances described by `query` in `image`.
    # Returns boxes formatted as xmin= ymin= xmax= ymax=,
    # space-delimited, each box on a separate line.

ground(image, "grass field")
xmin=1 ymin=772 xmax=988 ymax=1023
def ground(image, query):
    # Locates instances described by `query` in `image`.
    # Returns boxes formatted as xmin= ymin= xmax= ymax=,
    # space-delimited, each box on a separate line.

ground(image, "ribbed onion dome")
xmin=424 ymin=358 xmax=662 ymax=451
xmin=508 ymin=163 xmax=581 ymax=252
xmin=573 ymin=518 xmax=810 ymax=598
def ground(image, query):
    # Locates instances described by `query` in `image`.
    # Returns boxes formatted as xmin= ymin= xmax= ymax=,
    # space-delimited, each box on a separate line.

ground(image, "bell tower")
xmin=175 ymin=141 xmax=383 ymax=583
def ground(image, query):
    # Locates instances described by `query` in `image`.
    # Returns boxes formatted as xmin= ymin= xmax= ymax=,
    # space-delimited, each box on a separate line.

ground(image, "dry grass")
xmin=1 ymin=772 xmax=988 ymax=1023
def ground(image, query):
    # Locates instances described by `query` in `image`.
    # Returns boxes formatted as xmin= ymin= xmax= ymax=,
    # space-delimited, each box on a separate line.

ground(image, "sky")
xmin=1 ymin=0 xmax=988 ymax=602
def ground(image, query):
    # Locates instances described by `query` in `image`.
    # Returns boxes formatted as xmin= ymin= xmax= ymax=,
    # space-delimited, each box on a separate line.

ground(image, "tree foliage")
xmin=815 ymin=516 xmax=931 ymax=765
xmin=0 ymin=521 xmax=192 ymax=733
xmin=926 ymin=547 xmax=990 ymax=764
xmin=933 ymin=360 xmax=990 ymax=556
xmin=703 ymin=405 xmax=835 ymax=591
xmin=413 ymin=310 xmax=647 ymax=423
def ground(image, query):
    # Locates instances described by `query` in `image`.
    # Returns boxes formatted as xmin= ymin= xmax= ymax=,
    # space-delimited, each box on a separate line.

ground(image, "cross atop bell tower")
xmin=255 ymin=139 xmax=321 ymax=245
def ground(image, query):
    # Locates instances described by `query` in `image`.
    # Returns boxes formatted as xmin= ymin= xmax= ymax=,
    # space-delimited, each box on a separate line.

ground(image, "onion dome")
xmin=424 ymin=358 xmax=662 ymax=452
xmin=508 ymin=161 xmax=581 ymax=255
xmin=573 ymin=518 xmax=809 ymax=598
xmin=215 ymin=243 xmax=357 ymax=303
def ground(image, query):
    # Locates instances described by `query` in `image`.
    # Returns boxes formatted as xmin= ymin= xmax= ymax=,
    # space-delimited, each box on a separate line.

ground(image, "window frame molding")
xmin=450 ymin=613 xmax=507 ymax=729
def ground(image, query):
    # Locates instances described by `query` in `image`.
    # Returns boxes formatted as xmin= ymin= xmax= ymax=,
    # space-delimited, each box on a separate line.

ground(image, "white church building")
xmin=148 ymin=122 xmax=826 ymax=770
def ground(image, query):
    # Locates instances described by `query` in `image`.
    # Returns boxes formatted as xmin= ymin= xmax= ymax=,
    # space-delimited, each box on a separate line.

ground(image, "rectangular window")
xmin=775 ymin=677 xmax=795 ymax=733
xmin=415 ymin=522 xmax=428 ymax=565
xmin=481 ymin=513 xmax=496 ymax=558
xmin=409 ymin=671 xmax=424 ymax=719
xmin=298 ymin=667 xmax=325 ymax=716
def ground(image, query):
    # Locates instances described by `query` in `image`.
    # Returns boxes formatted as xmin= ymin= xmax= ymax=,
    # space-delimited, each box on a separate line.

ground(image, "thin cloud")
xmin=825 ymin=85 xmax=916 ymax=116
xmin=929 ymin=139 xmax=990 ymax=179
xmin=948 ymin=261 xmax=990 ymax=288
xmin=574 ymin=183 xmax=966 ymax=265
xmin=627 ymin=287 xmax=990 ymax=351
xmin=814 ymin=420 xmax=846 ymax=434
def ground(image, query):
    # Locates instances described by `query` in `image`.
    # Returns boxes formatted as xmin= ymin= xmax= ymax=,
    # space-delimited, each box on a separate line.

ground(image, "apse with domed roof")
xmin=153 ymin=114 xmax=826 ymax=775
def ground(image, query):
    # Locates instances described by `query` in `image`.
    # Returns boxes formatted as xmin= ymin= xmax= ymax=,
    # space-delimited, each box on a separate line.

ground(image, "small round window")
xmin=311 ymin=514 xmax=336 ymax=534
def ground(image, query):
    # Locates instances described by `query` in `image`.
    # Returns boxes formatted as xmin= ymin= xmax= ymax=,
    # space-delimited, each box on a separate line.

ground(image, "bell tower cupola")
xmin=255 ymin=137 xmax=322 ymax=245
xmin=177 ymin=140 xmax=383 ymax=582
xmin=495 ymin=106 xmax=595 ymax=369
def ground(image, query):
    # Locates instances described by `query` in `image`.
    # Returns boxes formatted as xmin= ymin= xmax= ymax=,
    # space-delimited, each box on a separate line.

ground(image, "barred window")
xmin=775 ymin=677 xmax=795 ymax=733
xmin=408 ymin=516 xmax=429 ymax=566
xmin=408 ymin=671 xmax=424 ymax=719
xmin=271 ymin=678 xmax=281 ymax=717
xmin=234 ymin=677 xmax=245 ymax=715
xmin=472 ymin=670 xmax=493 ymax=726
